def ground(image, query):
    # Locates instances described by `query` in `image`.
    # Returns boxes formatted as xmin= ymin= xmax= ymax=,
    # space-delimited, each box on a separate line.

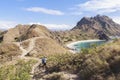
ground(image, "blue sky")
xmin=0 ymin=0 xmax=120 ymax=30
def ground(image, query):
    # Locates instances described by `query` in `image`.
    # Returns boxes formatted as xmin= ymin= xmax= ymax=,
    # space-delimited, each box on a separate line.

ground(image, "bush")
xmin=45 ymin=39 xmax=120 ymax=80
xmin=47 ymin=53 xmax=75 ymax=73
xmin=44 ymin=72 xmax=65 ymax=80
xmin=0 ymin=59 xmax=37 ymax=80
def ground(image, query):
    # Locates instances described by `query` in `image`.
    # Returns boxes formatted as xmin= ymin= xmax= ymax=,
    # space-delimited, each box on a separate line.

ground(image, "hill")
xmin=2 ymin=24 xmax=54 ymax=43
xmin=32 ymin=39 xmax=120 ymax=80
xmin=55 ymin=15 xmax=120 ymax=44
xmin=73 ymin=15 xmax=120 ymax=35
xmin=72 ymin=15 xmax=120 ymax=39
xmin=0 ymin=24 xmax=68 ymax=64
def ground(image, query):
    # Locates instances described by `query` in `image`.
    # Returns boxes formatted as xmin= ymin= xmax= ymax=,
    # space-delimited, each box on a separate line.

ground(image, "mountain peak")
xmin=95 ymin=14 xmax=108 ymax=18
xmin=76 ymin=15 xmax=113 ymax=27
xmin=72 ymin=15 xmax=120 ymax=36
xmin=93 ymin=15 xmax=113 ymax=23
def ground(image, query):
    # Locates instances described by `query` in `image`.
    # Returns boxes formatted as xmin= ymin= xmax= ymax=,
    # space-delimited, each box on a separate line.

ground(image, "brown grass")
xmin=28 ymin=38 xmax=68 ymax=57
xmin=0 ymin=43 xmax=22 ymax=64
xmin=44 ymin=39 xmax=120 ymax=80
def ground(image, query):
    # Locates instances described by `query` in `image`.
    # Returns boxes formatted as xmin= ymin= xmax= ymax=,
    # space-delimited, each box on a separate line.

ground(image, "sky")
xmin=0 ymin=0 xmax=120 ymax=30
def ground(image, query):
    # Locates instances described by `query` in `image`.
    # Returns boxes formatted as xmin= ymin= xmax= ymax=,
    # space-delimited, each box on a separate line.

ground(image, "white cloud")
xmin=26 ymin=7 xmax=64 ymax=15
xmin=44 ymin=24 xmax=72 ymax=30
xmin=113 ymin=17 xmax=120 ymax=24
xmin=0 ymin=21 xmax=17 ymax=30
xmin=73 ymin=0 xmax=120 ymax=14
xmin=0 ymin=21 xmax=72 ymax=31
xmin=29 ymin=22 xmax=72 ymax=30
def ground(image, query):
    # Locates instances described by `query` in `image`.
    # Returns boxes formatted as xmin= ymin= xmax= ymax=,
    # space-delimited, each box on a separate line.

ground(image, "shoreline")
xmin=66 ymin=39 xmax=106 ymax=53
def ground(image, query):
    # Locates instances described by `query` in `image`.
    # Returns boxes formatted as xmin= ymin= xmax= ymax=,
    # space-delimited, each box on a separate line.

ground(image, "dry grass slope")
xmin=36 ymin=39 xmax=120 ymax=80
xmin=27 ymin=37 xmax=68 ymax=57
xmin=0 ymin=43 xmax=22 ymax=64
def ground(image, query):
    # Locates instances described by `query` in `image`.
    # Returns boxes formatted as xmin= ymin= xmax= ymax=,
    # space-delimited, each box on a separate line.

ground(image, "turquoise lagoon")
xmin=67 ymin=40 xmax=106 ymax=52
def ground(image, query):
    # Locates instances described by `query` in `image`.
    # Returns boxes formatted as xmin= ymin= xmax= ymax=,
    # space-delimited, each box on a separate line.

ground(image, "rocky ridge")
xmin=73 ymin=15 xmax=120 ymax=36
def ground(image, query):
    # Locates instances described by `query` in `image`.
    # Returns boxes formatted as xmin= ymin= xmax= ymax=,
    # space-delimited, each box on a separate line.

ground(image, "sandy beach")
xmin=66 ymin=39 xmax=106 ymax=53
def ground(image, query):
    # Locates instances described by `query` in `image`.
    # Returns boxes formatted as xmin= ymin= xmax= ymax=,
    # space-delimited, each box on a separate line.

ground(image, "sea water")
xmin=71 ymin=40 xmax=106 ymax=52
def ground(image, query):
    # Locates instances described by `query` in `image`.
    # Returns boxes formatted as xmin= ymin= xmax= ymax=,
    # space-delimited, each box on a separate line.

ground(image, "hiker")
xmin=41 ymin=56 xmax=47 ymax=69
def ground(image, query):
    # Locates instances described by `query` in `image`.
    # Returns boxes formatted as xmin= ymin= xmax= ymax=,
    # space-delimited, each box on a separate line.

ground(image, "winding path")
xmin=19 ymin=38 xmax=35 ymax=58
xmin=16 ymin=37 xmax=44 ymax=78
xmin=17 ymin=37 xmax=42 ymax=75
xmin=0 ymin=37 xmax=43 ymax=79
xmin=0 ymin=37 xmax=79 ymax=80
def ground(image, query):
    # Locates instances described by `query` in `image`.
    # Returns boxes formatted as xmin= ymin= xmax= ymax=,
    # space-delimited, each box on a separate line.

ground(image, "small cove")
xmin=67 ymin=40 xmax=107 ymax=53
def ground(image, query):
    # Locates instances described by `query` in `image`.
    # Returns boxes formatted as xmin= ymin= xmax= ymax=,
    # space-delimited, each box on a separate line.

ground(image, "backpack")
xmin=42 ymin=58 xmax=46 ymax=64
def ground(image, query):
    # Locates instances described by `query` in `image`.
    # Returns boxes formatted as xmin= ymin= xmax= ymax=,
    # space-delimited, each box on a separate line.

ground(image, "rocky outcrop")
xmin=96 ymin=31 xmax=110 ymax=40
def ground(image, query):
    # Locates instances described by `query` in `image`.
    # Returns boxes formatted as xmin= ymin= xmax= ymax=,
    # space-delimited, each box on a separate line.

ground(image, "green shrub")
xmin=0 ymin=59 xmax=37 ymax=80
xmin=43 ymin=39 xmax=120 ymax=80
